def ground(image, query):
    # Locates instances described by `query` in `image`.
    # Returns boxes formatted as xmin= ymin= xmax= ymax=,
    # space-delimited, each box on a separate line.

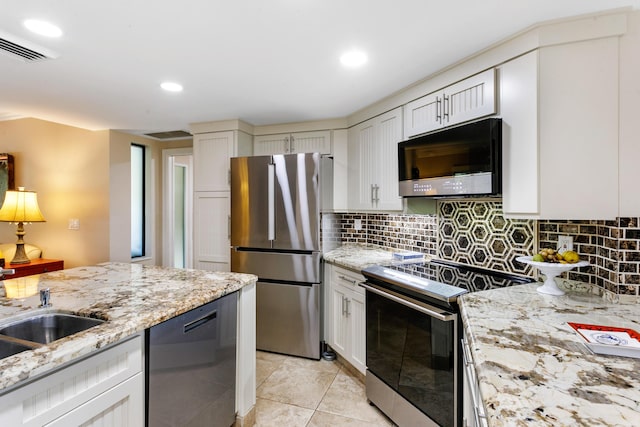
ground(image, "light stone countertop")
xmin=0 ymin=262 xmax=256 ymax=393
xmin=460 ymin=281 xmax=640 ymax=427
xmin=323 ymin=244 xmax=425 ymax=272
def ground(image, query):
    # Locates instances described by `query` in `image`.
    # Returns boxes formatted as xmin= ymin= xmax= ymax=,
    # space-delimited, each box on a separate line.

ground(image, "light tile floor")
xmin=255 ymin=351 xmax=393 ymax=427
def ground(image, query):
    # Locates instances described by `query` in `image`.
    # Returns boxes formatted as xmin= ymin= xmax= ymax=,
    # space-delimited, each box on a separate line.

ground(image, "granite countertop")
xmin=323 ymin=244 xmax=422 ymax=272
xmin=460 ymin=281 xmax=640 ymax=426
xmin=0 ymin=262 xmax=256 ymax=393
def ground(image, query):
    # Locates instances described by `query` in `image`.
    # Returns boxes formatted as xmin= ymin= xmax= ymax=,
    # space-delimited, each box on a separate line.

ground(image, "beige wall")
xmin=109 ymin=130 xmax=192 ymax=266
xmin=0 ymin=118 xmax=193 ymax=269
xmin=0 ymin=118 xmax=110 ymax=268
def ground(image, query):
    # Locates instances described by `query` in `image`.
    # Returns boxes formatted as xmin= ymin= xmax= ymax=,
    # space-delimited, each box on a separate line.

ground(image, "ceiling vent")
xmin=0 ymin=30 xmax=58 ymax=62
xmin=144 ymin=130 xmax=192 ymax=140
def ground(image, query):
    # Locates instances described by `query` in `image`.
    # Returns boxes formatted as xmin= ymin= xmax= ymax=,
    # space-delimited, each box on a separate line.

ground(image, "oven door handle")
xmin=360 ymin=282 xmax=456 ymax=322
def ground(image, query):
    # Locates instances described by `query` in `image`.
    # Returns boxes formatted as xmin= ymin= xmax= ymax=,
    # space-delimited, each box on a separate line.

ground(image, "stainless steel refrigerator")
xmin=230 ymin=153 xmax=330 ymax=360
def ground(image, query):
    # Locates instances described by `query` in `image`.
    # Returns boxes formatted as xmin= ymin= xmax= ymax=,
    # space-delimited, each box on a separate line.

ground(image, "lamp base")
xmin=10 ymin=243 xmax=31 ymax=265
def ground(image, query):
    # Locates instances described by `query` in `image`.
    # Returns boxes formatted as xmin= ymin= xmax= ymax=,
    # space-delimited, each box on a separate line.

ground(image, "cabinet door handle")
xmin=228 ymin=215 xmax=231 ymax=240
xmin=436 ymin=97 xmax=442 ymax=124
xmin=290 ymin=135 xmax=295 ymax=153
xmin=345 ymin=298 xmax=351 ymax=317
xmin=341 ymin=295 xmax=346 ymax=315
xmin=374 ymin=184 xmax=380 ymax=203
xmin=338 ymin=275 xmax=357 ymax=285
xmin=284 ymin=136 xmax=290 ymax=153
xmin=443 ymin=94 xmax=450 ymax=122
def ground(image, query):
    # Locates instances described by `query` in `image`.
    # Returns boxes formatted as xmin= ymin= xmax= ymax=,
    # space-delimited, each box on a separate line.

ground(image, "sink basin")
xmin=0 ymin=339 xmax=35 ymax=359
xmin=0 ymin=313 xmax=105 ymax=345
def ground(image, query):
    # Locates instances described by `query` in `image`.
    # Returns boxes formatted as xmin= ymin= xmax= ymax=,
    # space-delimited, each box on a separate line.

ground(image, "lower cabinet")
xmin=461 ymin=330 xmax=488 ymax=427
xmin=326 ymin=264 xmax=366 ymax=374
xmin=0 ymin=334 xmax=144 ymax=426
xmin=194 ymin=191 xmax=230 ymax=272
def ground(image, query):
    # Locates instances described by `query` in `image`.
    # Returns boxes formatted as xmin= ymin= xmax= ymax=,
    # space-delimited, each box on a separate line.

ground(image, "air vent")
xmin=144 ymin=130 xmax=192 ymax=140
xmin=0 ymin=30 xmax=57 ymax=62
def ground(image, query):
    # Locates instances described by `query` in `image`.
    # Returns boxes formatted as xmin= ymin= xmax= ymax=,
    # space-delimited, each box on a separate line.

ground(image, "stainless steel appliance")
xmin=398 ymin=118 xmax=502 ymax=197
xmin=361 ymin=260 xmax=533 ymax=427
xmin=146 ymin=291 xmax=238 ymax=427
xmin=231 ymin=153 xmax=330 ymax=360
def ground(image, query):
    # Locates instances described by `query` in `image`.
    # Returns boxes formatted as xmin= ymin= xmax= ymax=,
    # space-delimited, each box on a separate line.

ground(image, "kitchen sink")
xmin=0 ymin=339 xmax=37 ymax=359
xmin=0 ymin=313 xmax=105 ymax=345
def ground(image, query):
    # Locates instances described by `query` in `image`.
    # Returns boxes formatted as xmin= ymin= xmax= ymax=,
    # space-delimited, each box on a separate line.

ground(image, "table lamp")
xmin=0 ymin=187 xmax=46 ymax=264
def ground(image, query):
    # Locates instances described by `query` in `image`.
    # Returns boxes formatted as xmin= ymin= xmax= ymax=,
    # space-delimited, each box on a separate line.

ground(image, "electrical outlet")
xmin=354 ymin=219 xmax=362 ymax=230
xmin=68 ymin=218 xmax=80 ymax=230
xmin=557 ymin=235 xmax=573 ymax=253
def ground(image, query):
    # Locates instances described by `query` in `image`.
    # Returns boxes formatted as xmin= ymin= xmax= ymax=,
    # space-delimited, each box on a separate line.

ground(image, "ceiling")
xmin=1 ymin=1 xmax=639 ymax=135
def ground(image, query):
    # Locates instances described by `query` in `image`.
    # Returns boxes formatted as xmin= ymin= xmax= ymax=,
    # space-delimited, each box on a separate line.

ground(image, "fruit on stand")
xmin=533 ymin=248 xmax=581 ymax=264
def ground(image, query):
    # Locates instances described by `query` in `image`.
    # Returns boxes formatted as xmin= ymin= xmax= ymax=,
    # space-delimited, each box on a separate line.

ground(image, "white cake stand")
xmin=516 ymin=256 xmax=590 ymax=296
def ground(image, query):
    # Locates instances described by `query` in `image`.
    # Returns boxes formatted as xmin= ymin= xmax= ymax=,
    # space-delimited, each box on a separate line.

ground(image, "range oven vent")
xmin=0 ymin=31 xmax=57 ymax=62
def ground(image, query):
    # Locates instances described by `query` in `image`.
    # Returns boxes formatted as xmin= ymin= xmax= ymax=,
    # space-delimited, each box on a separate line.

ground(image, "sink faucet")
xmin=40 ymin=288 xmax=52 ymax=308
xmin=0 ymin=268 xmax=15 ymax=280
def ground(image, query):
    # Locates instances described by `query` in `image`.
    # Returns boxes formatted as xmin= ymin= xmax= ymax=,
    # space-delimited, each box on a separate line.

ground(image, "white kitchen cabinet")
xmin=193 ymin=129 xmax=251 ymax=271
xmin=0 ymin=334 xmax=143 ymax=427
xmin=500 ymin=38 xmax=619 ymax=220
xmin=462 ymin=331 xmax=488 ymax=427
xmin=404 ymin=69 xmax=496 ymax=138
xmin=193 ymin=130 xmax=252 ymax=192
xmin=348 ymin=108 xmax=403 ymax=211
xmin=253 ymin=130 xmax=331 ymax=155
xmin=194 ymin=191 xmax=230 ymax=272
xmin=327 ymin=265 xmax=366 ymax=375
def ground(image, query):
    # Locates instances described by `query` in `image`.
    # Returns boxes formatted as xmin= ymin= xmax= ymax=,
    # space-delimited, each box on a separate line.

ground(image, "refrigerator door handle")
xmin=268 ymin=162 xmax=275 ymax=241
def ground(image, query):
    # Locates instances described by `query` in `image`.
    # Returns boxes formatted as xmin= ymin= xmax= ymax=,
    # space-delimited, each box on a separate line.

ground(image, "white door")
xmin=162 ymin=148 xmax=193 ymax=269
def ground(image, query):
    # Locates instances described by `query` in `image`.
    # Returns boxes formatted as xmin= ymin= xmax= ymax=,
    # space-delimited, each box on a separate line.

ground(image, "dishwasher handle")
xmin=183 ymin=310 xmax=218 ymax=334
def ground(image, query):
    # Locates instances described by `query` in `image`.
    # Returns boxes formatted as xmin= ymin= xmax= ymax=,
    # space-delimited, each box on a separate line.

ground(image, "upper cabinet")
xmin=253 ymin=130 xmax=331 ymax=156
xmin=500 ymin=38 xmax=619 ymax=220
xmin=348 ymin=108 xmax=403 ymax=211
xmin=404 ymin=69 xmax=496 ymax=138
xmin=193 ymin=130 xmax=253 ymax=192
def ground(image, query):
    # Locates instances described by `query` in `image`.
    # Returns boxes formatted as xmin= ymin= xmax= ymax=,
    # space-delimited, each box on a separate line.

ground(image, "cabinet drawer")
xmin=331 ymin=267 xmax=365 ymax=295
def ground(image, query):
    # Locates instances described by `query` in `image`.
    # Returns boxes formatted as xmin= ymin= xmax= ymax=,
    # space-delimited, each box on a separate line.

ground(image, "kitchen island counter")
xmin=0 ymin=262 xmax=256 ymax=393
xmin=460 ymin=281 xmax=640 ymax=426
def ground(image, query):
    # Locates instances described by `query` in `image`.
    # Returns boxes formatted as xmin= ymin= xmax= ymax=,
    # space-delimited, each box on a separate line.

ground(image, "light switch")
xmin=68 ymin=218 xmax=80 ymax=230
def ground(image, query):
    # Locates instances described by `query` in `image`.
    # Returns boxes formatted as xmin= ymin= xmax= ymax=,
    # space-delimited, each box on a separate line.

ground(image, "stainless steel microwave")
xmin=398 ymin=118 xmax=502 ymax=197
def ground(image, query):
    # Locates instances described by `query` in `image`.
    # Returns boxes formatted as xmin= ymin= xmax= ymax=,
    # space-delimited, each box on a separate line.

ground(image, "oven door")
xmin=363 ymin=282 xmax=459 ymax=427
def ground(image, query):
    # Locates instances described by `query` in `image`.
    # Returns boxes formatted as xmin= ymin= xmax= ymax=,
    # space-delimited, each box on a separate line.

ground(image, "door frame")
xmin=162 ymin=147 xmax=193 ymax=268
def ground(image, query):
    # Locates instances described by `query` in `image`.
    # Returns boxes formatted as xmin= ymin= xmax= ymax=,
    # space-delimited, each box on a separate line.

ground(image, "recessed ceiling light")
xmin=161 ymin=82 xmax=183 ymax=92
xmin=23 ymin=19 xmax=63 ymax=37
xmin=340 ymin=50 xmax=368 ymax=68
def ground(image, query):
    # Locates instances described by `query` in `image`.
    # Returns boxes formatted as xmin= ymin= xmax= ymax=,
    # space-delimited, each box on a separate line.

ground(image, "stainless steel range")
xmin=361 ymin=259 xmax=533 ymax=427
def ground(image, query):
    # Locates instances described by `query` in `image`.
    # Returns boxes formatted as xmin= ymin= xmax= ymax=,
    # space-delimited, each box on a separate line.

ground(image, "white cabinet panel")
xmin=348 ymin=108 xmax=403 ymax=211
xmin=0 ymin=335 xmax=143 ymax=427
xmin=254 ymin=130 xmax=331 ymax=155
xmin=194 ymin=131 xmax=234 ymax=192
xmin=404 ymin=69 xmax=496 ymax=138
xmin=194 ymin=192 xmax=230 ymax=271
xmin=500 ymin=38 xmax=619 ymax=220
xmin=326 ymin=265 xmax=366 ymax=374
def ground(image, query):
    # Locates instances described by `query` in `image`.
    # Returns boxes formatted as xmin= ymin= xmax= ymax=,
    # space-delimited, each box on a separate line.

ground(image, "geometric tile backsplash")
xmin=327 ymin=201 xmax=640 ymax=296
xmin=437 ymin=200 xmax=535 ymax=275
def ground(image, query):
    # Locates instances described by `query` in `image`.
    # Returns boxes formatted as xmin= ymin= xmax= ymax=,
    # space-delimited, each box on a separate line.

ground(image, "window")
xmin=131 ymin=144 xmax=145 ymax=258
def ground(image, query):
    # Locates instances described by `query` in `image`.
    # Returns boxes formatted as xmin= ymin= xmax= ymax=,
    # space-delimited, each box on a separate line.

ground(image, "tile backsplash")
xmin=539 ymin=218 xmax=640 ymax=295
xmin=325 ymin=201 xmax=640 ymax=296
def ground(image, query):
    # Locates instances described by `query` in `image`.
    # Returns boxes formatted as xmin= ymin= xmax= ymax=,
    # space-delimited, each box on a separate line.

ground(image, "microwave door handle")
xmin=268 ymin=163 xmax=275 ymax=241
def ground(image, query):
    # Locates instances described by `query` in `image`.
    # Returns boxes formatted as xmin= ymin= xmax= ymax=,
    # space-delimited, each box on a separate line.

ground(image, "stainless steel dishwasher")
xmin=146 ymin=291 xmax=238 ymax=427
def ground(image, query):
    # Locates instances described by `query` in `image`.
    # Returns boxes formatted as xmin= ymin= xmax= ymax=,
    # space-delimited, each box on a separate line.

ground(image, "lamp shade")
xmin=0 ymin=188 xmax=46 ymax=223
